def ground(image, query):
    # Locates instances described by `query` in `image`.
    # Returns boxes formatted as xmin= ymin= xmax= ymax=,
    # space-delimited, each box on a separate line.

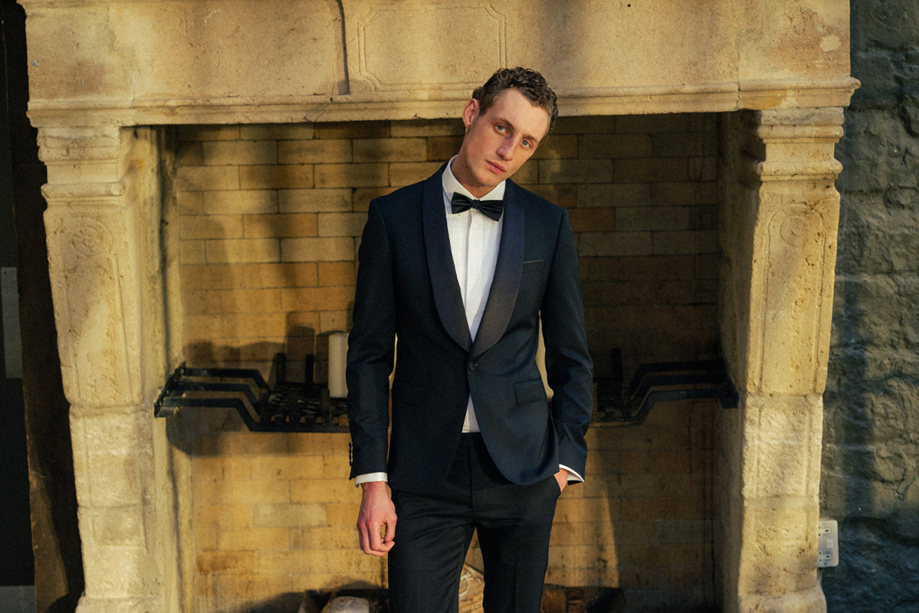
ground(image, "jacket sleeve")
xmin=541 ymin=208 xmax=594 ymax=479
xmin=346 ymin=200 xmax=396 ymax=479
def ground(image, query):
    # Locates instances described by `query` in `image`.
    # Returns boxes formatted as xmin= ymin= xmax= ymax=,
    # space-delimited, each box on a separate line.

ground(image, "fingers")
xmin=358 ymin=517 xmax=396 ymax=556
xmin=554 ymin=469 xmax=568 ymax=494
xmin=356 ymin=482 xmax=397 ymax=556
xmin=384 ymin=514 xmax=396 ymax=543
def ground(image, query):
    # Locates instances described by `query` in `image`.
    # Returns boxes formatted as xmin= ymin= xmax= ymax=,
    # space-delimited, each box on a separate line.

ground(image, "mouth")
xmin=487 ymin=160 xmax=506 ymax=174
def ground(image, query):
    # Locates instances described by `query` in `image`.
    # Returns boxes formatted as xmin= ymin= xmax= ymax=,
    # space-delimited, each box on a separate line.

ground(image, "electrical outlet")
xmin=818 ymin=519 xmax=839 ymax=568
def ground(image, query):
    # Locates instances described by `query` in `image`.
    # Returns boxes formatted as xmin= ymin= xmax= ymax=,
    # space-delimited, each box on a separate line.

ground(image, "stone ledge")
xmin=75 ymin=596 xmax=161 ymax=613
xmin=26 ymin=79 xmax=860 ymax=128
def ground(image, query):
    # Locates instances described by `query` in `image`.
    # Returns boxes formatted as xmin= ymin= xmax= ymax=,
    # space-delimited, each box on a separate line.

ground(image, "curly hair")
xmin=472 ymin=67 xmax=559 ymax=134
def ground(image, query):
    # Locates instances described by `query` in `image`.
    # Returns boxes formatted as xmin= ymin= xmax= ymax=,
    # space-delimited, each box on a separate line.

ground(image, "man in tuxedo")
xmin=346 ymin=67 xmax=593 ymax=613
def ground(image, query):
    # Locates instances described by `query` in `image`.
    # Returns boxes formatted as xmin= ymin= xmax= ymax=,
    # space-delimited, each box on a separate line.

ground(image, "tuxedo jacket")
xmin=346 ymin=165 xmax=593 ymax=495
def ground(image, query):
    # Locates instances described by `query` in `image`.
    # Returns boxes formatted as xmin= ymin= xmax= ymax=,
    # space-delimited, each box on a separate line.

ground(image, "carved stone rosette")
xmin=717 ymin=108 xmax=845 ymax=613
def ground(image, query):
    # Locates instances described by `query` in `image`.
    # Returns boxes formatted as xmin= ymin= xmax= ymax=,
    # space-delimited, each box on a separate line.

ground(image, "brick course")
xmin=175 ymin=113 xmax=719 ymax=609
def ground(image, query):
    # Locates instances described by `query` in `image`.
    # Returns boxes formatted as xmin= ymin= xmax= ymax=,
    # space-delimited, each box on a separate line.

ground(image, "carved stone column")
xmin=717 ymin=108 xmax=845 ymax=613
xmin=38 ymin=125 xmax=180 ymax=613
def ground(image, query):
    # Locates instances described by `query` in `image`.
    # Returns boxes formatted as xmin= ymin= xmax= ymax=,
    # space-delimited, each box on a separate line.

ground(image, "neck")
xmin=449 ymin=158 xmax=493 ymax=199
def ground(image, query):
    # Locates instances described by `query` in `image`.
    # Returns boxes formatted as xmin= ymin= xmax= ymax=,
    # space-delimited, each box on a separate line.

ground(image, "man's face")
xmin=451 ymin=88 xmax=550 ymax=198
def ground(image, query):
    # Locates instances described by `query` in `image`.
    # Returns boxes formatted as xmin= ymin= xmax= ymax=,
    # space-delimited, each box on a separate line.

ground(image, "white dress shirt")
xmin=355 ymin=158 xmax=582 ymax=484
xmin=442 ymin=157 xmax=504 ymax=433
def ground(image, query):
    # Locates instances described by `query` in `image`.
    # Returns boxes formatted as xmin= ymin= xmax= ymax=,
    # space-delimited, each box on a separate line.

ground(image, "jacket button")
xmin=468 ymin=362 xmax=476 ymax=371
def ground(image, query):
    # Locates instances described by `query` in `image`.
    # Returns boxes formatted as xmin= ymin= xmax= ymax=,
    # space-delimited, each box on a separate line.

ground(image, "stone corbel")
xmin=39 ymin=126 xmax=143 ymax=408
xmin=746 ymin=108 xmax=844 ymax=397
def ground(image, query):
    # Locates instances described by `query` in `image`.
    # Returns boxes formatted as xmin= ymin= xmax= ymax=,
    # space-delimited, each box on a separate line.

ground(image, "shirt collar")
xmin=442 ymin=155 xmax=506 ymax=206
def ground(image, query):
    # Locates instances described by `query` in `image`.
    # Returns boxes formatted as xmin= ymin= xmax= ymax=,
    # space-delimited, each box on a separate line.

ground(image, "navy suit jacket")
xmin=346 ymin=166 xmax=593 ymax=494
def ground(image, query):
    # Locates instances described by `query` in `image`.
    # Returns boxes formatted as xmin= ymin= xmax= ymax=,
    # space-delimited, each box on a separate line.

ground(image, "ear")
xmin=462 ymin=99 xmax=479 ymax=130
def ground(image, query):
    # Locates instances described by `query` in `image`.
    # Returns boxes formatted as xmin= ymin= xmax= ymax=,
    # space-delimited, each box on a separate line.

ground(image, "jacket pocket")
xmin=515 ymin=379 xmax=547 ymax=405
xmin=522 ymin=259 xmax=545 ymax=273
xmin=391 ymin=380 xmax=426 ymax=406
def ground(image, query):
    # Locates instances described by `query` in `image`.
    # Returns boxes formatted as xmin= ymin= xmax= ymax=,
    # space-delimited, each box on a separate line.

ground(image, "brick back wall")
xmin=174 ymin=113 xmax=720 ymax=611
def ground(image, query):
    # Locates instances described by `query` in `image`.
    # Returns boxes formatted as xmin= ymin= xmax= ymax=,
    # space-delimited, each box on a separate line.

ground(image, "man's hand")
xmin=356 ymin=481 xmax=397 ymax=556
xmin=554 ymin=469 xmax=569 ymax=494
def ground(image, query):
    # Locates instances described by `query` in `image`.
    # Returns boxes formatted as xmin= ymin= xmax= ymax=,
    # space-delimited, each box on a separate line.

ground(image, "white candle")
xmin=328 ymin=332 xmax=349 ymax=398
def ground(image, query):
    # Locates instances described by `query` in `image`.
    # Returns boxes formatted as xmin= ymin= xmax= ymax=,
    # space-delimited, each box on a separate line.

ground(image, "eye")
xmin=522 ymin=139 xmax=532 ymax=148
xmin=495 ymin=124 xmax=506 ymax=133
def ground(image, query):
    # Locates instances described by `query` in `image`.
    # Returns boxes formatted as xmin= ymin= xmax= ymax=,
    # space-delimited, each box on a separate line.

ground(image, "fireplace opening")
xmin=165 ymin=113 xmax=723 ymax=612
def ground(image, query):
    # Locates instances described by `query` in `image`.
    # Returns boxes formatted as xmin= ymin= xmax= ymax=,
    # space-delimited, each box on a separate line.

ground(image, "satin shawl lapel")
xmin=470 ymin=180 xmax=524 ymax=360
xmin=423 ymin=167 xmax=472 ymax=351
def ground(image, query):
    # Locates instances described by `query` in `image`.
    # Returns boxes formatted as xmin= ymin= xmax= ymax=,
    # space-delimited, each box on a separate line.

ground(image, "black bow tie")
xmin=450 ymin=193 xmax=504 ymax=222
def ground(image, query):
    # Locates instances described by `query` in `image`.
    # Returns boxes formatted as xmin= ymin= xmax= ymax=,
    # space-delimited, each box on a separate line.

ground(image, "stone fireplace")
xmin=20 ymin=1 xmax=857 ymax=612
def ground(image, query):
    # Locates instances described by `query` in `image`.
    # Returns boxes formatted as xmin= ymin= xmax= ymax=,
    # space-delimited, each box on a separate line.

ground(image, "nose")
xmin=496 ymin=136 xmax=514 ymax=160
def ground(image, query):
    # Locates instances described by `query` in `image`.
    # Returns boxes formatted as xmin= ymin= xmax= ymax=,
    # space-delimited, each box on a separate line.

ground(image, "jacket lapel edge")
xmin=423 ymin=167 xmax=472 ymax=352
xmin=470 ymin=180 xmax=524 ymax=359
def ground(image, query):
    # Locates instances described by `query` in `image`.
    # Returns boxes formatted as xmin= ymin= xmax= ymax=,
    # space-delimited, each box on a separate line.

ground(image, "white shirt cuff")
xmin=354 ymin=472 xmax=388 ymax=487
xmin=559 ymin=465 xmax=584 ymax=483
xmin=355 ymin=469 xmax=580 ymax=485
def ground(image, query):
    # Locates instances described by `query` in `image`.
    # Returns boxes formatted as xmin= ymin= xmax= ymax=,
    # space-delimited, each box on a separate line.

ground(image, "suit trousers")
xmin=388 ymin=434 xmax=561 ymax=613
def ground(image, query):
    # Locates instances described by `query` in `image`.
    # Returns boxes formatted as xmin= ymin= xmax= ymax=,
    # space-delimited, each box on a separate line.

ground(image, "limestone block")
xmin=198 ymin=190 xmax=275 ymax=215
xmin=37 ymin=127 xmax=123 ymax=164
xmin=73 ymin=596 xmax=161 ymax=613
xmin=175 ymin=167 xmax=241 ymax=193
xmin=70 ymin=407 xmax=153 ymax=509
xmin=740 ymin=505 xmax=820 ymax=589
xmin=24 ymin=4 xmax=134 ymax=102
xmin=240 ymin=165 xmax=315 ymax=190
xmin=510 ymin=1 xmax=736 ymax=89
xmin=243 ymin=214 xmax=319 ymax=239
xmin=742 ymin=395 xmax=823 ymax=500
xmin=88 ymin=508 xmax=146 ymax=547
xmin=279 ymin=140 xmax=353 ymax=165
xmin=318 ymin=213 xmax=367 ymax=237
xmin=342 ymin=1 xmax=507 ymax=96
xmin=279 ymin=189 xmax=353 ymax=214
xmin=45 ymin=206 xmax=143 ymax=406
xmin=353 ymin=138 xmax=426 ymax=163
xmin=202 ymin=141 xmax=277 ymax=166
xmin=281 ymin=238 xmax=357 ymax=263
xmin=388 ymin=162 xmax=443 ymax=187
xmin=240 ymin=124 xmax=315 ymax=141
xmin=737 ymin=586 xmax=827 ymax=613
xmin=82 ymin=543 xmax=151 ymax=598
xmin=78 ymin=508 xmax=159 ymax=602
xmin=204 ymin=238 xmax=280 ymax=264
xmin=24 ymin=1 xmax=345 ymax=103
xmin=38 ymin=126 xmax=126 ymax=185
xmin=735 ymin=0 xmax=849 ymax=82
xmin=314 ymin=163 xmax=388 ymax=189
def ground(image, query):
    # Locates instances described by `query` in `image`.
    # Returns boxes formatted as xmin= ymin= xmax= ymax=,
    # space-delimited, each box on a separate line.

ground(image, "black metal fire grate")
xmin=154 ymin=353 xmax=348 ymax=432
xmin=593 ymin=354 xmax=738 ymax=424
xmin=154 ymin=352 xmax=737 ymax=431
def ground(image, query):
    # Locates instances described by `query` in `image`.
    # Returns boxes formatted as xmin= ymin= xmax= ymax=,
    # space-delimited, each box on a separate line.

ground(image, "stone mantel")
xmin=20 ymin=0 xmax=857 ymax=127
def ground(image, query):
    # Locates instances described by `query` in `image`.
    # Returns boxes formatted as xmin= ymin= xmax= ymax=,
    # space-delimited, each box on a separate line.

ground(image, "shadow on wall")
xmin=819 ymin=0 xmax=919 ymax=606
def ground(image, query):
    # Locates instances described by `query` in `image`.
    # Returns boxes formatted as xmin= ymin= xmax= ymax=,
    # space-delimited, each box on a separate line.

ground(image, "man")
xmin=346 ymin=67 xmax=593 ymax=613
